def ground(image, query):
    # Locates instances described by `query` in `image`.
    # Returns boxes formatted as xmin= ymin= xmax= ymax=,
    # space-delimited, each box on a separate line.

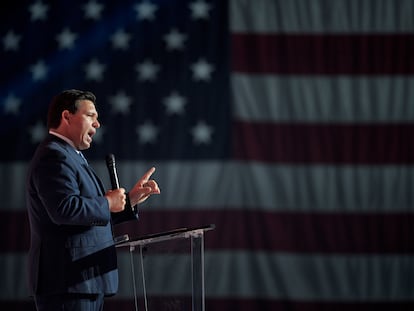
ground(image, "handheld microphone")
xmin=105 ymin=153 xmax=120 ymax=189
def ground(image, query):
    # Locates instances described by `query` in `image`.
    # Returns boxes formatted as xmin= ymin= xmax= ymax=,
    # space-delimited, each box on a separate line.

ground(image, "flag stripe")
xmin=205 ymin=299 xmax=414 ymax=311
xmin=115 ymin=210 xmax=414 ymax=254
xmin=0 ymin=211 xmax=30 ymax=252
xmin=233 ymin=121 xmax=414 ymax=164
xmin=232 ymin=33 xmax=414 ymax=74
xmin=4 ymin=162 xmax=414 ymax=212
xmin=232 ymin=74 xmax=414 ymax=122
xmin=230 ymin=0 xmax=414 ymax=33
xmin=4 ymin=252 xmax=414 ymax=301
xmin=119 ymin=252 xmax=414 ymax=300
xmin=5 ymin=299 xmax=414 ymax=311
xmin=5 ymin=210 xmax=414 ymax=254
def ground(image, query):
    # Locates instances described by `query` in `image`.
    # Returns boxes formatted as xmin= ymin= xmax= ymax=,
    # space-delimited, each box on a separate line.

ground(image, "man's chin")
xmin=81 ymin=142 xmax=91 ymax=150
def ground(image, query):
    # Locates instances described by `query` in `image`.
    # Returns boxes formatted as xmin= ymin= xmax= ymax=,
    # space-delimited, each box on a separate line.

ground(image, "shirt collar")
xmin=49 ymin=130 xmax=78 ymax=151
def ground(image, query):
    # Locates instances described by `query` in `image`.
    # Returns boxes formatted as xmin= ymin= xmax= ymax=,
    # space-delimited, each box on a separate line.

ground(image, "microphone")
xmin=105 ymin=153 xmax=120 ymax=189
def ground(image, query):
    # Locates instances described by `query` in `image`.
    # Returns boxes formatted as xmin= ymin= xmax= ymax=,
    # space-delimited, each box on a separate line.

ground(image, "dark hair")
xmin=47 ymin=89 xmax=96 ymax=129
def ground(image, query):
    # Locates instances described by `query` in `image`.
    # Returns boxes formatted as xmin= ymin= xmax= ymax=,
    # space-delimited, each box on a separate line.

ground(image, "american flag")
xmin=2 ymin=0 xmax=414 ymax=310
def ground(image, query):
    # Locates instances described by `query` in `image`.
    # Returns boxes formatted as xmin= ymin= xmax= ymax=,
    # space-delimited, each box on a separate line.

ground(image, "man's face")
xmin=66 ymin=100 xmax=100 ymax=150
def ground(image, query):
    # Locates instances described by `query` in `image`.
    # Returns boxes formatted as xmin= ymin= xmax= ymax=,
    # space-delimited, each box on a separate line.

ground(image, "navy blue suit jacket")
xmin=26 ymin=134 xmax=137 ymax=296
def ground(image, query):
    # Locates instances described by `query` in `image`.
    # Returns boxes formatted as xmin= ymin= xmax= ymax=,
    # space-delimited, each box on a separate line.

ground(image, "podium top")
xmin=114 ymin=224 xmax=215 ymax=248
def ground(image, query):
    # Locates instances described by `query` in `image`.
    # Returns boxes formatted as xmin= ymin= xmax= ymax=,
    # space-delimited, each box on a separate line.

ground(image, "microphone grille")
xmin=105 ymin=153 xmax=116 ymax=166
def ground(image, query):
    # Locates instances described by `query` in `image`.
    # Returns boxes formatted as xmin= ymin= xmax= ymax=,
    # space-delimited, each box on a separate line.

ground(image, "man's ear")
xmin=62 ymin=110 xmax=71 ymax=124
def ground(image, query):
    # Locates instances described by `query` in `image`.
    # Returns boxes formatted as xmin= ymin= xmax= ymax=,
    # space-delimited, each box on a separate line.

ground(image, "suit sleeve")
xmin=32 ymin=148 xmax=111 ymax=226
xmin=111 ymin=193 xmax=139 ymax=224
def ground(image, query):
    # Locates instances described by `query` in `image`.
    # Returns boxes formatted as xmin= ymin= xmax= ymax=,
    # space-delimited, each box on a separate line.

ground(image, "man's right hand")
xmin=105 ymin=188 xmax=126 ymax=212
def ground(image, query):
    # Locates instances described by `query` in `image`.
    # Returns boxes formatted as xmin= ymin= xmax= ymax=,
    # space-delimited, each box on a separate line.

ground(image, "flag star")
xmin=56 ymin=28 xmax=77 ymax=50
xmin=29 ymin=121 xmax=47 ymax=144
xmin=134 ymin=1 xmax=158 ymax=21
xmin=163 ymin=91 xmax=187 ymax=115
xmin=109 ymin=91 xmax=132 ymax=114
xmin=84 ymin=58 xmax=106 ymax=81
xmin=191 ymin=121 xmax=213 ymax=145
xmin=136 ymin=121 xmax=158 ymax=144
xmin=29 ymin=1 xmax=49 ymax=21
xmin=189 ymin=0 xmax=212 ymax=20
xmin=30 ymin=60 xmax=48 ymax=81
xmin=3 ymin=94 xmax=22 ymax=115
xmin=135 ymin=59 xmax=160 ymax=81
xmin=3 ymin=30 xmax=21 ymax=51
xmin=111 ymin=29 xmax=131 ymax=50
xmin=83 ymin=0 xmax=104 ymax=20
xmin=163 ymin=28 xmax=187 ymax=51
xmin=190 ymin=58 xmax=214 ymax=81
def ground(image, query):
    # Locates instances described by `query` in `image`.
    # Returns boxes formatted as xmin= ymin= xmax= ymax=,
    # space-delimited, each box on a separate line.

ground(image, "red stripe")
xmin=4 ymin=209 xmax=414 ymax=253
xmin=233 ymin=121 xmax=414 ymax=164
xmin=232 ymin=33 xmax=414 ymax=74
xmin=115 ymin=210 xmax=414 ymax=254
xmin=0 ymin=301 xmax=33 ymax=311
xmin=0 ymin=211 xmax=31 ymax=252
xmin=206 ymin=299 xmax=414 ymax=311
xmin=4 ymin=298 xmax=414 ymax=311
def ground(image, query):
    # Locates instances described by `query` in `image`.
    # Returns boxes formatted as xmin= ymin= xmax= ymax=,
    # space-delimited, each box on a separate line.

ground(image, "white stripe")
xmin=3 ymin=251 xmax=414 ymax=301
xmin=4 ymin=162 xmax=414 ymax=212
xmin=232 ymin=74 xmax=414 ymax=122
xmin=230 ymin=0 xmax=414 ymax=33
xmin=0 ymin=253 xmax=28 ymax=299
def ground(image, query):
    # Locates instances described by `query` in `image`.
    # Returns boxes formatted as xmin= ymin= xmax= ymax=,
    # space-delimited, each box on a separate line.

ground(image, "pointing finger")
xmin=140 ymin=167 xmax=156 ymax=182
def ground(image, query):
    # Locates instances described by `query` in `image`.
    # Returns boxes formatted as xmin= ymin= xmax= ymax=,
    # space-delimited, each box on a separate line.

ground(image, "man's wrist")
xmin=126 ymin=192 xmax=137 ymax=214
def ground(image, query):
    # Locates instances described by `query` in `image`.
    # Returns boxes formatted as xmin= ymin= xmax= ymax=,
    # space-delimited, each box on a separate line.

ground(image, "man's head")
xmin=48 ymin=89 xmax=100 ymax=150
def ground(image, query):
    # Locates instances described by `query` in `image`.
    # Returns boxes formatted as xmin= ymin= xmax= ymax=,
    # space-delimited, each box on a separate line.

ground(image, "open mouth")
xmin=87 ymin=131 xmax=95 ymax=142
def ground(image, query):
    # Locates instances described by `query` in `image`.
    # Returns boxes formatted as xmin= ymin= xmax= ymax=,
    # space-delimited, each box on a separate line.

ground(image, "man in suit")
xmin=26 ymin=89 xmax=160 ymax=311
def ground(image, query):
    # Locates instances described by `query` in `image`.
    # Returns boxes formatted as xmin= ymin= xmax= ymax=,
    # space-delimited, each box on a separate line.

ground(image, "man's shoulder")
xmin=30 ymin=135 xmax=76 ymax=167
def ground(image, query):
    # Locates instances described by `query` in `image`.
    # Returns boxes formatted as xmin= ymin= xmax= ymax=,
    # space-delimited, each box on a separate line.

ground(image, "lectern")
xmin=115 ymin=224 xmax=215 ymax=311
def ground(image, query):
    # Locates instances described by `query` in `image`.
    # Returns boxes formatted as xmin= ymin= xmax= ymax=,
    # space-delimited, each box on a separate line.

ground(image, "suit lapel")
xmin=81 ymin=163 xmax=106 ymax=196
xmin=48 ymin=135 xmax=107 ymax=197
xmin=70 ymin=147 xmax=105 ymax=196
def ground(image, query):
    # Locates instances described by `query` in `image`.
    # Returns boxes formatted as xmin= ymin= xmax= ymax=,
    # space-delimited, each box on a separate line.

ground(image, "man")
xmin=26 ymin=89 xmax=160 ymax=310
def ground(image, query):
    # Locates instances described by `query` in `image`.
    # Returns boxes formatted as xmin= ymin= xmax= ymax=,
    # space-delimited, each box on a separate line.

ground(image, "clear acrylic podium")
xmin=115 ymin=224 xmax=215 ymax=311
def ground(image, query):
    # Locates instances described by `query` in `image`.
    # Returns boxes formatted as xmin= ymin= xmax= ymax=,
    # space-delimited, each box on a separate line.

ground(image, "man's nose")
xmin=93 ymin=120 xmax=100 ymax=128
